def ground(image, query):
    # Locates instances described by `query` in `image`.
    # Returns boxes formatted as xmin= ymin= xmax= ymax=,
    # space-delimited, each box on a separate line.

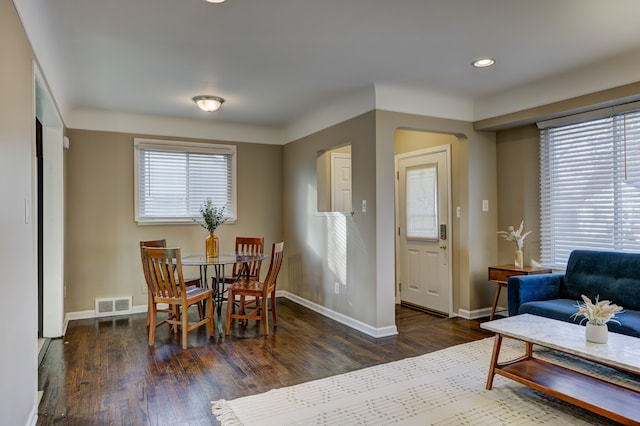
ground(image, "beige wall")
xmin=496 ymin=125 xmax=542 ymax=265
xmin=64 ymin=129 xmax=283 ymax=312
xmin=283 ymin=109 xmax=500 ymax=331
xmin=283 ymin=111 xmax=379 ymax=325
xmin=0 ymin=0 xmax=39 ymax=422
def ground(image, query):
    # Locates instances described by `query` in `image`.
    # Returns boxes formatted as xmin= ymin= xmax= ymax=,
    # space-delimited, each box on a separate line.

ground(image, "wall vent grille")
xmin=95 ymin=297 xmax=132 ymax=317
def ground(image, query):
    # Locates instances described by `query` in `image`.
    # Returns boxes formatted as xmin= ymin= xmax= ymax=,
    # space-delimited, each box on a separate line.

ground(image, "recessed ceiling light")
xmin=472 ymin=58 xmax=496 ymax=68
xmin=206 ymin=0 xmax=227 ymax=3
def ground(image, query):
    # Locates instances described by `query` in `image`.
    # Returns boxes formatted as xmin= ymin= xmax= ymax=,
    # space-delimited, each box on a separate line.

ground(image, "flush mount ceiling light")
xmin=205 ymin=0 xmax=227 ymax=3
xmin=193 ymin=95 xmax=225 ymax=112
xmin=472 ymin=58 xmax=496 ymax=68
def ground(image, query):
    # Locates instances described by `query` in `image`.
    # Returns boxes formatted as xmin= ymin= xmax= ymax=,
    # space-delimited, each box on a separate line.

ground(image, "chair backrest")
xmin=141 ymin=247 xmax=186 ymax=299
xmin=263 ymin=242 xmax=284 ymax=294
xmin=233 ymin=236 xmax=264 ymax=279
xmin=140 ymin=239 xmax=167 ymax=249
xmin=140 ymin=239 xmax=168 ymax=293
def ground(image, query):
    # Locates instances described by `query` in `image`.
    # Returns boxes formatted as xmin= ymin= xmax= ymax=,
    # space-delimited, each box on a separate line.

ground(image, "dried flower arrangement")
xmin=571 ymin=294 xmax=623 ymax=326
xmin=497 ymin=220 xmax=531 ymax=250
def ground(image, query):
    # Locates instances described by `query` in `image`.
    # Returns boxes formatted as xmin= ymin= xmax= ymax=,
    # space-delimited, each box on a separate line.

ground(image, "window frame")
xmin=133 ymin=138 xmax=237 ymax=225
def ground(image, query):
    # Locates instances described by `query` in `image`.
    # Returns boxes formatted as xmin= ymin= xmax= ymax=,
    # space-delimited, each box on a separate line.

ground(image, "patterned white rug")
xmin=212 ymin=337 xmax=639 ymax=425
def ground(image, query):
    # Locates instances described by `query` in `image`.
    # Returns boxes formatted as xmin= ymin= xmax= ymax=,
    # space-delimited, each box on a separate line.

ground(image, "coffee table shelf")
xmin=498 ymin=357 xmax=640 ymax=424
xmin=482 ymin=314 xmax=640 ymax=425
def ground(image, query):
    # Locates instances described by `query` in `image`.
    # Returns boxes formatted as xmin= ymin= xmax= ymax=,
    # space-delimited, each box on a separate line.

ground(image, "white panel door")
xmin=331 ymin=152 xmax=352 ymax=212
xmin=396 ymin=148 xmax=450 ymax=314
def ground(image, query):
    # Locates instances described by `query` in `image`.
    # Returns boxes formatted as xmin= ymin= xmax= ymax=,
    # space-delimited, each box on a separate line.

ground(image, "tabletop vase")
xmin=585 ymin=322 xmax=608 ymax=344
xmin=206 ymin=232 xmax=219 ymax=258
xmin=514 ymin=249 xmax=523 ymax=268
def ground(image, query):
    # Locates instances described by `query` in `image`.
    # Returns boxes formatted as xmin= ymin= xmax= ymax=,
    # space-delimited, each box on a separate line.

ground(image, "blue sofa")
xmin=507 ymin=250 xmax=640 ymax=338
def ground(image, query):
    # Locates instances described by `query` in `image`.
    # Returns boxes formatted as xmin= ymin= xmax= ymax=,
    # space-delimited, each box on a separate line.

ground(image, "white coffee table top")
xmin=481 ymin=314 xmax=640 ymax=374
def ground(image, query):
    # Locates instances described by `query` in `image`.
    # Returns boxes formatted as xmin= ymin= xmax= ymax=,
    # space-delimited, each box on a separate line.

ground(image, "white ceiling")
xmin=14 ymin=0 xmax=640 ymax=135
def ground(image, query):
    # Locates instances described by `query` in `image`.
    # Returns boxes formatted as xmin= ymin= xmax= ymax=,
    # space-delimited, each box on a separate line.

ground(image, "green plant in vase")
xmin=195 ymin=199 xmax=227 ymax=257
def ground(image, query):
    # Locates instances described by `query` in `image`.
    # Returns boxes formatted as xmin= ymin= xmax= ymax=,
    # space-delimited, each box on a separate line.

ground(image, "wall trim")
xmin=456 ymin=306 xmax=502 ymax=320
xmin=65 ymin=304 xmax=148 ymax=324
xmin=64 ymin=297 xmax=498 ymax=333
xmin=278 ymin=291 xmax=398 ymax=338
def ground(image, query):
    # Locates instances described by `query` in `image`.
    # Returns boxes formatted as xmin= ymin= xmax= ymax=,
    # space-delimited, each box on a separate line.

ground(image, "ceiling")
xmin=14 ymin=0 xmax=640 ymax=132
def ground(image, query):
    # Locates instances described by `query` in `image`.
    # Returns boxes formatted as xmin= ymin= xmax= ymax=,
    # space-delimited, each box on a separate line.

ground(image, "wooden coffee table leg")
xmin=526 ymin=341 xmax=533 ymax=358
xmin=486 ymin=333 xmax=503 ymax=390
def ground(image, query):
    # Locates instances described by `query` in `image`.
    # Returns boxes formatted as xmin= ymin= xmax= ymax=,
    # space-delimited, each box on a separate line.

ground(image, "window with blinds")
xmin=134 ymin=138 xmax=236 ymax=224
xmin=539 ymin=110 xmax=640 ymax=268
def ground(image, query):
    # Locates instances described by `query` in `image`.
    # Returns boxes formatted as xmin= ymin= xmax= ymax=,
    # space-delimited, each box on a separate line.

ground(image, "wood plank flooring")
xmin=37 ymin=298 xmax=492 ymax=425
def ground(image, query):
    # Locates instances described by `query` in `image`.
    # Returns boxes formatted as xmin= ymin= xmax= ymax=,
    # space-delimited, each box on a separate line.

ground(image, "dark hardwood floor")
xmin=37 ymin=298 xmax=492 ymax=425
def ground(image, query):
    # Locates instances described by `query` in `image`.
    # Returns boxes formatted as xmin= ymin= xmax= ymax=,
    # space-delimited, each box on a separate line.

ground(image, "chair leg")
xmin=148 ymin=303 xmax=157 ymax=346
xmin=262 ymin=295 xmax=269 ymax=335
xmin=271 ymin=291 xmax=277 ymax=325
xmin=197 ymin=301 xmax=204 ymax=320
xmin=146 ymin=293 xmax=152 ymax=327
xmin=225 ymin=291 xmax=234 ymax=335
xmin=181 ymin=303 xmax=189 ymax=350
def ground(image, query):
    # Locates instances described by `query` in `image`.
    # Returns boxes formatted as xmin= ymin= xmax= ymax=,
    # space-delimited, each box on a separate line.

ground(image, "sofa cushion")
xmin=609 ymin=310 xmax=640 ymax=338
xmin=561 ymin=250 xmax=640 ymax=311
xmin=519 ymin=299 xmax=578 ymax=323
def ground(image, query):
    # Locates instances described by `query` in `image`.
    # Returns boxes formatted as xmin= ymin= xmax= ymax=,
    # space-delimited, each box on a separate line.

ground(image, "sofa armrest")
xmin=507 ymin=273 xmax=564 ymax=316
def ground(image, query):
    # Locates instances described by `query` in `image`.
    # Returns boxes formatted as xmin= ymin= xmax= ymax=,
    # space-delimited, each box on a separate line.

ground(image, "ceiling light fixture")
xmin=205 ymin=0 xmax=227 ymax=3
xmin=193 ymin=95 xmax=225 ymax=112
xmin=472 ymin=58 xmax=496 ymax=68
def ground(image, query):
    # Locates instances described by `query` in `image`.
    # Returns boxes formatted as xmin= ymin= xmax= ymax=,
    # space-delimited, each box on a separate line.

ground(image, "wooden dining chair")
xmin=221 ymin=236 xmax=265 ymax=283
xmin=141 ymin=247 xmax=214 ymax=349
xmin=216 ymin=237 xmax=265 ymax=312
xmin=225 ymin=242 xmax=284 ymax=336
xmin=140 ymin=239 xmax=202 ymax=326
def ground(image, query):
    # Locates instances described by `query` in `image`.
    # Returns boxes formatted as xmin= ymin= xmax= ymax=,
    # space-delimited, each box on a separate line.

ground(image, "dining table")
xmin=181 ymin=251 xmax=268 ymax=336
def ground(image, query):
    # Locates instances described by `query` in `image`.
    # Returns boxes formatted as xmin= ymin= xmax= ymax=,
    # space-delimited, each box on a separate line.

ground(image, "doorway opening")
xmin=394 ymin=130 xmax=457 ymax=316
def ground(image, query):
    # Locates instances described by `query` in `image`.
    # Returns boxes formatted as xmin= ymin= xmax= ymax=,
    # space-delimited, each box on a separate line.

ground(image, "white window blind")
xmin=134 ymin=138 xmax=236 ymax=224
xmin=539 ymin=110 xmax=640 ymax=268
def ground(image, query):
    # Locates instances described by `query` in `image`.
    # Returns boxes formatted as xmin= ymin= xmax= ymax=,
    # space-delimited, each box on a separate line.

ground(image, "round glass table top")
xmin=181 ymin=252 xmax=267 ymax=266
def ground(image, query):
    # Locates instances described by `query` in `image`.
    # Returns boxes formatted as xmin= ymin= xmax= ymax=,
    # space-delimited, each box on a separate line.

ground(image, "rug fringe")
xmin=211 ymin=399 xmax=244 ymax=426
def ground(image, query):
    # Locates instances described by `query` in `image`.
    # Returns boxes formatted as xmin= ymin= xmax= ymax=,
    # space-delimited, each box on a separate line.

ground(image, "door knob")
xmin=439 ymin=242 xmax=447 ymax=249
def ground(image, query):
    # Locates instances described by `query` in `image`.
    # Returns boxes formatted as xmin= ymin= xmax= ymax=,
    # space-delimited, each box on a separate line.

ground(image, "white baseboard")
xmin=456 ymin=305 xmax=506 ymax=320
xmin=65 ymin=304 xmax=149 ymax=325
xmin=65 ymin=295 xmax=498 ymax=336
xmin=278 ymin=291 xmax=398 ymax=338
xmin=27 ymin=402 xmax=37 ymax=426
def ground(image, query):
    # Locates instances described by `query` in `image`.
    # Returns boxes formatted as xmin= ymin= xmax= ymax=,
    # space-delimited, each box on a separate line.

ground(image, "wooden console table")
xmin=488 ymin=264 xmax=551 ymax=320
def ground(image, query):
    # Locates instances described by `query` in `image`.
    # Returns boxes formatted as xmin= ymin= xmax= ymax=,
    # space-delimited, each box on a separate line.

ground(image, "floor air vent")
xmin=95 ymin=297 xmax=132 ymax=317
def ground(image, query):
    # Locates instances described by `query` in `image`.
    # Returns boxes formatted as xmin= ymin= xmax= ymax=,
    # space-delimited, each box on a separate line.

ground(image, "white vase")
xmin=585 ymin=323 xmax=608 ymax=344
xmin=514 ymin=249 xmax=523 ymax=268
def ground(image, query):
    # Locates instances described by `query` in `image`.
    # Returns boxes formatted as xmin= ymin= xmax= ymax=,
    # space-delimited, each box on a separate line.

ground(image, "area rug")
xmin=212 ymin=337 xmax=639 ymax=425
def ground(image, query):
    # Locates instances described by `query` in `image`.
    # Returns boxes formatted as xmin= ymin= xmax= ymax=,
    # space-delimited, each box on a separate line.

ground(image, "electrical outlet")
xmin=335 ymin=282 xmax=340 ymax=294
xmin=482 ymin=200 xmax=489 ymax=212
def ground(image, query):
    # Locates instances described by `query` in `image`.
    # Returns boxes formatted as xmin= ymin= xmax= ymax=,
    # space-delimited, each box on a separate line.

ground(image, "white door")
xmin=331 ymin=152 xmax=352 ymax=212
xmin=396 ymin=147 xmax=451 ymax=314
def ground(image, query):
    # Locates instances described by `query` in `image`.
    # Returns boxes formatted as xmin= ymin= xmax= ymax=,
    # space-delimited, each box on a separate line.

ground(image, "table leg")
xmin=486 ymin=333 xmax=503 ymax=390
xmin=213 ymin=264 xmax=226 ymax=336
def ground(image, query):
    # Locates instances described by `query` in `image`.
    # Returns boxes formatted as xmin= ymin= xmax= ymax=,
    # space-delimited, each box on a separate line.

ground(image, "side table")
xmin=487 ymin=264 xmax=552 ymax=320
